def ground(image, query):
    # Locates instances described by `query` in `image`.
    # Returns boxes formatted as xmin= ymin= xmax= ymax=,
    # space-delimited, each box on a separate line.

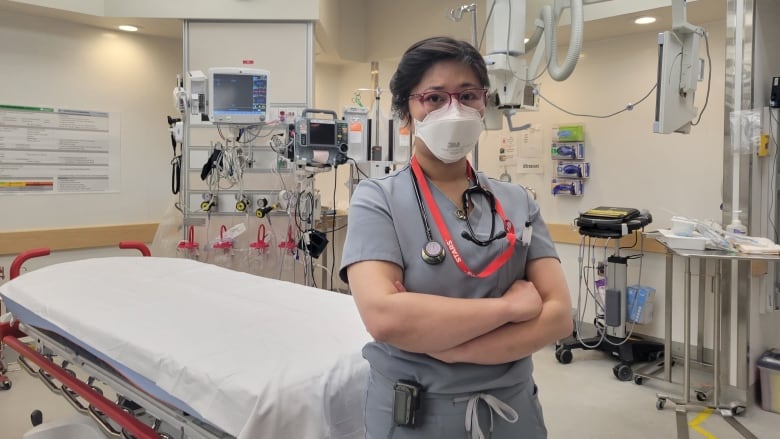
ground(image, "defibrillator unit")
xmin=575 ymin=206 xmax=651 ymax=238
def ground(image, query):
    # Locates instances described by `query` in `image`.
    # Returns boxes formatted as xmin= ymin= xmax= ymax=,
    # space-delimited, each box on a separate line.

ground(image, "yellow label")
xmin=585 ymin=208 xmax=632 ymax=218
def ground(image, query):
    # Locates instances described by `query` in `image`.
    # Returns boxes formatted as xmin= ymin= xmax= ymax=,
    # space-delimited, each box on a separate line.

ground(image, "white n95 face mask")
xmin=414 ymin=103 xmax=484 ymax=164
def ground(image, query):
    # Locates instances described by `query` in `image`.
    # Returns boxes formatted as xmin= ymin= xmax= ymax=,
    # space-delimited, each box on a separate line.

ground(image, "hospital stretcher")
xmin=0 ymin=246 xmax=371 ymax=438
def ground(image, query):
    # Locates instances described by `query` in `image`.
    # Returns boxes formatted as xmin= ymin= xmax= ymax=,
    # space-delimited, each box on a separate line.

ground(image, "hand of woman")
xmin=502 ymin=280 xmax=543 ymax=323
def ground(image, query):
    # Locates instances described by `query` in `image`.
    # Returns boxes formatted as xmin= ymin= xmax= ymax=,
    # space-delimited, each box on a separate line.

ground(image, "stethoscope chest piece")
xmin=421 ymin=240 xmax=446 ymax=265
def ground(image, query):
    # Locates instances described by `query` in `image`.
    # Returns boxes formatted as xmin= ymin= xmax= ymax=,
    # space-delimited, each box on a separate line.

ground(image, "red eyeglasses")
xmin=408 ymin=88 xmax=488 ymax=113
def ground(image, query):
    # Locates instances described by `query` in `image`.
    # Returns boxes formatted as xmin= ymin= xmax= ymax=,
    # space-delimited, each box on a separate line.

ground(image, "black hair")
xmin=390 ymin=36 xmax=489 ymax=125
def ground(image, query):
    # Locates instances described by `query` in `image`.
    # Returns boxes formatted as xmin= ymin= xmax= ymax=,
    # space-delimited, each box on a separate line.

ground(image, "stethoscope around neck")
xmin=409 ymin=161 xmax=509 ymax=266
xmin=410 ymin=168 xmax=446 ymax=264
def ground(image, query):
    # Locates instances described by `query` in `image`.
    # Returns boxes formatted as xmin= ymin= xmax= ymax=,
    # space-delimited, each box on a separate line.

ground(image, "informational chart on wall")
xmin=0 ymin=104 xmax=120 ymax=194
xmin=496 ymin=123 xmax=545 ymax=178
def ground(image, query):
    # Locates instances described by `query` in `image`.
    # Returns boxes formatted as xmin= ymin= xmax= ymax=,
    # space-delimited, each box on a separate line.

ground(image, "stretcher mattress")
xmin=0 ymin=257 xmax=372 ymax=438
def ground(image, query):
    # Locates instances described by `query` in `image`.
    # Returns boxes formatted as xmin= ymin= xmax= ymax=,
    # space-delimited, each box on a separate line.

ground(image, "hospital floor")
xmin=1 ymin=345 xmax=780 ymax=439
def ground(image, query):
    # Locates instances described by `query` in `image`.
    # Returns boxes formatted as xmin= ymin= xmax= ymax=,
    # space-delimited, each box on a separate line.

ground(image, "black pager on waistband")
xmin=393 ymin=380 xmax=422 ymax=427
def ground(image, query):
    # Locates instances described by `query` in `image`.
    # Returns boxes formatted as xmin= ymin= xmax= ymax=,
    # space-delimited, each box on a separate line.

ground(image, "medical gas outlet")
xmin=255 ymin=197 xmax=275 ymax=219
xmin=235 ymin=195 xmax=251 ymax=212
xmin=201 ymin=194 xmax=217 ymax=212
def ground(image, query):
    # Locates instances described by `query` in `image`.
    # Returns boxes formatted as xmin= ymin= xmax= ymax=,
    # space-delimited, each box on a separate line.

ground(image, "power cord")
xmin=690 ymin=29 xmax=712 ymax=127
xmin=537 ymin=83 xmax=657 ymax=119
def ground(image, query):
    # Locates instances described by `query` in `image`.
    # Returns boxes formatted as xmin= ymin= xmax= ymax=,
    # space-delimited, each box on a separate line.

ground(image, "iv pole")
xmin=448 ymin=3 xmax=480 ymax=168
xmin=354 ymin=62 xmax=384 ymax=161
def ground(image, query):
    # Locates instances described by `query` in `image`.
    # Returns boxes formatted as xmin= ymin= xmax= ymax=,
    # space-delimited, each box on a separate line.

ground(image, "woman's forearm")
xmin=430 ymin=296 xmax=573 ymax=365
xmin=368 ymin=291 xmax=516 ymax=353
xmin=349 ymin=262 xmax=542 ymax=354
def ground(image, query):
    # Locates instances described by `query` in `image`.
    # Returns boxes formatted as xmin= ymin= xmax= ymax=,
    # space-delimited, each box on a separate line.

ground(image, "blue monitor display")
xmin=209 ymin=68 xmax=269 ymax=125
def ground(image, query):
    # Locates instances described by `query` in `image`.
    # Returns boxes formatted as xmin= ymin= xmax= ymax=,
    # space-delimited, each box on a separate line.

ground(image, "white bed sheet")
xmin=0 ymin=257 xmax=372 ymax=438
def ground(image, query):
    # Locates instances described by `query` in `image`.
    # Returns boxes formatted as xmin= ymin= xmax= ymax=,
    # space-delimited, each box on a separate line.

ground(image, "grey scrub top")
xmin=339 ymin=164 xmax=559 ymax=394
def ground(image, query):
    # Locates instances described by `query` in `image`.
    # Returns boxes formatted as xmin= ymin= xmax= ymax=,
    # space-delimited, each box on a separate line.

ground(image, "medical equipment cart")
xmin=555 ymin=207 xmax=664 ymax=381
xmin=650 ymin=242 xmax=780 ymax=439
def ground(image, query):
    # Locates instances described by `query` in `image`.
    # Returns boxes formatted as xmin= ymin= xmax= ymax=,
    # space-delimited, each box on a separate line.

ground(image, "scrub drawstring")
xmin=453 ymin=393 xmax=519 ymax=439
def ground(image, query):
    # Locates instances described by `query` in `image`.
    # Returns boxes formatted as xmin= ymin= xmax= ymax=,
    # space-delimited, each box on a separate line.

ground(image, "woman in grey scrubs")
xmin=339 ymin=36 xmax=573 ymax=439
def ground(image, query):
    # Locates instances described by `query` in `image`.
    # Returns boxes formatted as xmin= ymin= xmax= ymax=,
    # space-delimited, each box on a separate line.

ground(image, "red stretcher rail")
xmin=2 ymin=243 xmax=155 ymax=431
xmin=2 ymin=248 xmax=51 ymax=390
xmin=118 ymin=241 xmax=151 ymax=257
xmin=9 ymin=248 xmax=50 ymax=280
xmin=0 ymin=321 xmax=23 ymax=340
xmin=2 ymin=336 xmax=160 ymax=439
xmin=10 ymin=242 xmax=150 ymax=280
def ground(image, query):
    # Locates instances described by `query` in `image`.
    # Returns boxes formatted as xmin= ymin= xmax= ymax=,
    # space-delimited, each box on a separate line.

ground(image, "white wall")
xmin=0 ymin=9 xmax=181 ymax=230
xmin=0 ymin=10 xmax=180 ymax=276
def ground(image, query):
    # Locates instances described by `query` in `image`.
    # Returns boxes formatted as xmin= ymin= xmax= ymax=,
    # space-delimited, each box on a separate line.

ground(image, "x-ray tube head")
xmin=484 ymin=0 xmax=528 ymax=109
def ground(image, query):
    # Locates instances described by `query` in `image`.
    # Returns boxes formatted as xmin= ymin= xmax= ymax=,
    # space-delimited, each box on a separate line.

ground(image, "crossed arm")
xmin=346 ymin=257 xmax=572 ymax=364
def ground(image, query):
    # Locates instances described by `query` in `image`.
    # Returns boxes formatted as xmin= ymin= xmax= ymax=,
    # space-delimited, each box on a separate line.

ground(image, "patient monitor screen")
xmin=210 ymin=71 xmax=268 ymax=124
xmin=309 ymin=121 xmax=336 ymax=147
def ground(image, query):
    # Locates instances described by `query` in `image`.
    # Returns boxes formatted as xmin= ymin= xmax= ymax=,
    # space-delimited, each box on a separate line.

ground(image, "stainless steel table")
xmin=651 ymin=241 xmax=779 ymax=439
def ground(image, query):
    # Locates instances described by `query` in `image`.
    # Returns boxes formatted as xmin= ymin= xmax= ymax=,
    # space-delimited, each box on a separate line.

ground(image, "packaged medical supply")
xmin=553 ymin=125 xmax=585 ymax=142
xmin=627 ymin=285 xmax=655 ymax=324
xmin=551 ymin=142 xmax=585 ymax=160
xmin=670 ymin=216 xmax=696 ymax=237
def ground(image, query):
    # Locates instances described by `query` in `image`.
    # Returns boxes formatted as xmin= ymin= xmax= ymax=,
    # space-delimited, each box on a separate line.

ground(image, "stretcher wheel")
xmin=634 ymin=376 xmax=644 ymax=385
xmin=695 ymin=391 xmax=708 ymax=402
xmin=613 ymin=364 xmax=633 ymax=381
xmin=555 ymin=348 xmax=572 ymax=364
xmin=656 ymin=398 xmax=666 ymax=410
xmin=1 ymin=379 xmax=11 ymax=391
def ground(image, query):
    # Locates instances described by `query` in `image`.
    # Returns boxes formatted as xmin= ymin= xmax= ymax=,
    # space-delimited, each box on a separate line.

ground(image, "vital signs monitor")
xmin=208 ymin=67 xmax=269 ymax=125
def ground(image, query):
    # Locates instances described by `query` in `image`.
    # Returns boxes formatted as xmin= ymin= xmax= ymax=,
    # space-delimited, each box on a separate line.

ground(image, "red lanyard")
xmin=410 ymin=157 xmax=516 ymax=278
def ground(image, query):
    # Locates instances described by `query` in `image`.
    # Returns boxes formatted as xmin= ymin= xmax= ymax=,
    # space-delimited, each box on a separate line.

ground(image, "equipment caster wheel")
xmin=656 ymin=398 xmax=666 ymax=410
xmin=695 ymin=391 xmax=708 ymax=402
xmin=1 ymin=380 xmax=11 ymax=391
xmin=613 ymin=364 xmax=633 ymax=381
xmin=555 ymin=348 xmax=572 ymax=364
xmin=634 ymin=375 xmax=644 ymax=385
xmin=729 ymin=405 xmax=746 ymax=417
